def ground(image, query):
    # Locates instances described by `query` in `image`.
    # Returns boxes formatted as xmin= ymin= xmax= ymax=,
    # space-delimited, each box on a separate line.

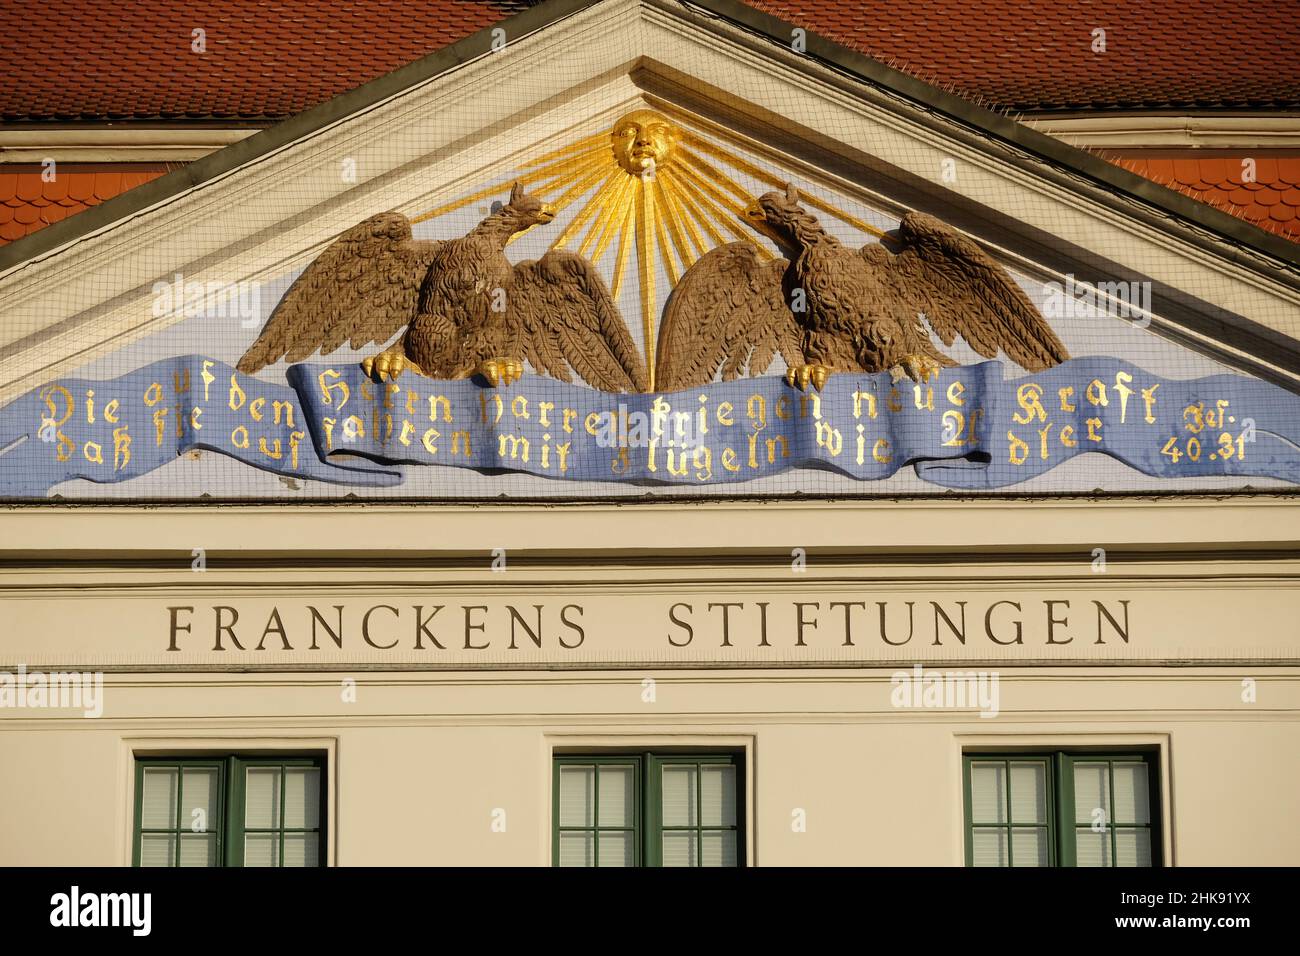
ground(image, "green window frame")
xmin=963 ymin=751 xmax=1160 ymax=868
xmin=133 ymin=754 xmax=326 ymax=867
xmin=553 ymin=751 xmax=744 ymax=867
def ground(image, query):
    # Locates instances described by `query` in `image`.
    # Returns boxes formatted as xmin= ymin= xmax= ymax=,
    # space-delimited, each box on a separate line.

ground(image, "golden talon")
xmin=363 ymin=349 xmax=422 ymax=382
xmin=785 ymin=363 xmax=831 ymax=391
xmin=478 ymin=357 xmax=525 ymax=387
xmin=892 ymin=354 xmax=941 ymax=384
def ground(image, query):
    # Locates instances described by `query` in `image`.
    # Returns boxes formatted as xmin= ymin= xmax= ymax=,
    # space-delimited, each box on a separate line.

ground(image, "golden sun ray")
xmin=531 ymin=154 xmax=609 ymax=200
xmin=584 ymin=175 xmax=636 ymax=260
xmin=517 ymin=132 xmax=610 ymax=168
xmin=652 ymin=176 xmax=693 ymax=276
xmin=681 ymin=131 xmax=887 ymax=238
xmin=410 ymin=167 xmax=556 ymax=225
xmin=653 ymin=208 xmax=680 ymax=287
xmin=610 ymin=196 xmax=636 ymax=299
xmin=635 ymin=176 xmax=657 ymax=389
xmin=670 ymin=164 xmax=772 ymax=256
xmin=661 ymin=172 xmax=727 ymax=250
xmin=610 ymin=194 xmax=637 ymax=299
xmin=676 ymin=147 xmax=754 ymax=204
xmin=550 ymin=169 xmax=622 ymax=249
xmin=658 ymin=175 xmax=711 ymax=259
xmin=650 ymin=178 xmax=691 ymax=280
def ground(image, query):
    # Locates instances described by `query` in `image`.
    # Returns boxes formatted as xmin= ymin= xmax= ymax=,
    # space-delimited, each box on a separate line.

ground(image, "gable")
xmin=1 ymin=0 xmax=1299 ymax=501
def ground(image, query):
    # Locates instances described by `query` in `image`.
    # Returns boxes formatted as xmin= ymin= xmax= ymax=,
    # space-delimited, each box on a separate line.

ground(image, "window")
xmin=553 ymin=752 xmax=742 ymax=867
xmin=963 ymin=751 xmax=1159 ymax=867
xmin=133 ymin=755 xmax=325 ymax=867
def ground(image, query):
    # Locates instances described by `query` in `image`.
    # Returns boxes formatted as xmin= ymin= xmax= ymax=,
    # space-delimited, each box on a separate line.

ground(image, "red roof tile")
xmin=2 ymin=3 xmax=1298 ymax=246
xmin=0 ymin=163 xmax=172 ymax=245
xmin=1106 ymin=152 xmax=1300 ymax=240
xmin=0 ymin=1 xmax=535 ymax=121
xmin=0 ymin=1 xmax=1297 ymax=122
xmin=748 ymin=0 xmax=1300 ymax=111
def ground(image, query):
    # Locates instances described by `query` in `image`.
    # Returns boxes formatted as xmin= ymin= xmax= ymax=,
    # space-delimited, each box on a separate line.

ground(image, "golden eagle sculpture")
xmin=237 ymin=183 xmax=647 ymax=392
xmin=656 ymin=185 xmax=1068 ymax=391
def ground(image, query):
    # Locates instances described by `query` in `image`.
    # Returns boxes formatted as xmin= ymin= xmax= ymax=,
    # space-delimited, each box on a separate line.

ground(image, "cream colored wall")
xmin=1 ymin=671 xmax=1297 ymax=865
xmin=1 ymin=497 xmax=1297 ymax=866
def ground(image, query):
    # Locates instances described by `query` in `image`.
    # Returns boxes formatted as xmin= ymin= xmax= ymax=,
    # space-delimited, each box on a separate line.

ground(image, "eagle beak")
xmin=743 ymin=202 xmax=766 ymax=222
xmin=537 ymin=204 xmax=558 ymax=224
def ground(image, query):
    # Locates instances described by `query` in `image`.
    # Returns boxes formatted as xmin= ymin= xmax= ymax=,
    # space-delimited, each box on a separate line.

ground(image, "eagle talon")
xmin=478 ymin=357 xmax=525 ymax=387
xmin=891 ymin=354 xmax=941 ymax=384
xmin=785 ymin=363 xmax=832 ymax=391
xmin=362 ymin=349 xmax=422 ymax=382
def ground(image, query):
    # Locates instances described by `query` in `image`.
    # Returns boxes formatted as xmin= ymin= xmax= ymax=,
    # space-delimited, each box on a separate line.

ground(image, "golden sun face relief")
xmin=610 ymin=109 xmax=678 ymax=174
xmin=413 ymin=108 xmax=881 ymax=389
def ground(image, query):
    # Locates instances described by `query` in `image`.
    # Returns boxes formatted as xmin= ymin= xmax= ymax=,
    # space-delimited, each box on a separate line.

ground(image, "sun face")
xmin=412 ymin=106 xmax=883 ymax=390
xmin=611 ymin=109 xmax=678 ymax=174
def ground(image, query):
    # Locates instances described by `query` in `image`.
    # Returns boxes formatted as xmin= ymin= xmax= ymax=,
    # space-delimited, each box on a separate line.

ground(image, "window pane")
xmin=1112 ymin=763 xmax=1150 ymax=825
xmin=971 ymin=829 xmax=1008 ymax=867
xmin=1116 ymin=828 xmax=1153 ymax=867
xmin=701 ymin=765 xmax=736 ymax=827
xmin=141 ymin=768 xmax=178 ymax=829
xmin=182 ymin=768 xmax=218 ymax=833
xmin=1009 ymin=762 xmax=1047 ymax=824
xmin=1075 ymin=827 xmax=1112 ymax=866
xmin=245 ymin=768 xmax=282 ymax=829
xmin=179 ymin=833 xmax=217 ymax=867
xmin=662 ymin=829 xmax=697 ymax=867
xmin=597 ymin=765 xmax=635 ymax=828
xmin=244 ymin=832 xmax=279 ymax=867
xmin=282 ymin=833 xmax=320 ymax=867
xmin=1011 ymin=827 xmax=1048 ymax=866
xmin=557 ymin=830 xmax=594 ymax=867
xmin=283 ymin=768 xmax=321 ymax=829
xmin=969 ymin=762 xmax=1007 ymax=824
xmin=662 ymin=765 xmax=698 ymax=827
xmin=701 ymin=830 xmax=737 ymax=867
xmin=597 ymin=831 xmax=634 ymax=867
xmin=1074 ymin=762 xmax=1111 ymax=825
xmin=558 ymin=766 xmax=595 ymax=827
xmin=139 ymin=833 xmax=176 ymax=867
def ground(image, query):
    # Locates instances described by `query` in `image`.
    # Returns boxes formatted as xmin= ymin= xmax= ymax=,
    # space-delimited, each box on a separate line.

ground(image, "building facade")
xmin=1 ymin=0 xmax=1298 ymax=867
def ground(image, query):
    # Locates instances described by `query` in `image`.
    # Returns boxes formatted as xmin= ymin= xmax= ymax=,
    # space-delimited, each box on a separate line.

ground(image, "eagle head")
xmin=743 ymin=183 xmax=818 ymax=247
xmin=503 ymin=181 xmax=557 ymax=233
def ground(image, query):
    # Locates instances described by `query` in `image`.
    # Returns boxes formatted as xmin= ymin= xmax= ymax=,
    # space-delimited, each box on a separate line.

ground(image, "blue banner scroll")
xmin=0 ymin=357 xmax=401 ymax=494
xmin=1 ymin=354 xmax=1298 ymax=496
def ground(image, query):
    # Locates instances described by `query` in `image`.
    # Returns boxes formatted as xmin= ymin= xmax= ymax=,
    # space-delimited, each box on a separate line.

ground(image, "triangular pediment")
xmin=2 ymin=0 xmax=1299 ymax=499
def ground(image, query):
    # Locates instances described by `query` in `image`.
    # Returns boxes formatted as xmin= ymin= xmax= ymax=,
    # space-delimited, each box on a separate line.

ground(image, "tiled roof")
xmin=0 ymin=165 xmax=172 ymax=244
xmin=1105 ymin=153 xmax=1300 ymax=240
xmin=1 ymin=2 xmax=1297 ymax=247
xmin=0 ymin=1 xmax=535 ymax=122
xmin=747 ymin=0 xmax=1300 ymax=112
xmin=1 ymin=0 xmax=1297 ymax=121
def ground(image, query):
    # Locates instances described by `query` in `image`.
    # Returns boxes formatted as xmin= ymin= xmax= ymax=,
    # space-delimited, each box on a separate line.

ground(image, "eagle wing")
xmin=512 ymin=250 xmax=648 ymax=393
xmin=655 ymin=242 xmax=801 ymax=392
xmin=864 ymin=211 xmax=1068 ymax=371
xmin=237 ymin=212 xmax=441 ymax=373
